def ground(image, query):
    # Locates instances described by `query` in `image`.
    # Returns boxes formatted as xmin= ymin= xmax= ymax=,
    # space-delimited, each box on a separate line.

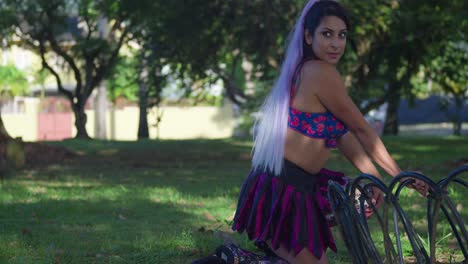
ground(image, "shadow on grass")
xmin=0 ymin=197 xmax=202 ymax=263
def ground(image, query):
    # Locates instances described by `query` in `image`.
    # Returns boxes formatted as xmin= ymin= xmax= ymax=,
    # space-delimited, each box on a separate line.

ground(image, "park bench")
xmin=328 ymin=165 xmax=468 ymax=264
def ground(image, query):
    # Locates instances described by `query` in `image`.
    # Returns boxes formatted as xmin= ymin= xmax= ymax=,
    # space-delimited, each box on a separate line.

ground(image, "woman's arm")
xmin=303 ymin=61 xmax=401 ymax=177
xmin=304 ymin=61 xmax=428 ymax=195
xmin=337 ymin=132 xmax=386 ymax=212
xmin=337 ymin=132 xmax=385 ymax=179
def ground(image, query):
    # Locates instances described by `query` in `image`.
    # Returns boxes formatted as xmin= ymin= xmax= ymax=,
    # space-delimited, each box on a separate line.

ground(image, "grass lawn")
xmin=0 ymin=136 xmax=467 ymax=263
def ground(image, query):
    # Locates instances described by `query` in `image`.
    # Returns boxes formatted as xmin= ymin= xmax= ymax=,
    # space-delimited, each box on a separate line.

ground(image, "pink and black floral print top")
xmin=288 ymin=61 xmax=348 ymax=148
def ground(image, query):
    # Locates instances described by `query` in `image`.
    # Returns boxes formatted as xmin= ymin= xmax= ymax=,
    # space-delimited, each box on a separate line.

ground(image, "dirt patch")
xmin=24 ymin=142 xmax=76 ymax=168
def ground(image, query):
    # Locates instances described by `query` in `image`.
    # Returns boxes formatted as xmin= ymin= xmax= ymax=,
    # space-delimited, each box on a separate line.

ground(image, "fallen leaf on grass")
xmin=228 ymin=210 xmax=235 ymax=221
xmin=118 ymin=214 xmax=127 ymax=220
xmin=21 ymin=228 xmax=32 ymax=236
xmin=204 ymin=212 xmax=216 ymax=221
xmin=197 ymin=226 xmax=214 ymax=234
xmin=188 ymin=249 xmax=200 ymax=256
xmin=239 ymin=153 xmax=251 ymax=161
xmin=214 ymin=231 xmax=237 ymax=244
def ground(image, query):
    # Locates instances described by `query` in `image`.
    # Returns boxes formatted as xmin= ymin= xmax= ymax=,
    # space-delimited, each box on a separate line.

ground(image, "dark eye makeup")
xmin=321 ymin=30 xmax=347 ymax=38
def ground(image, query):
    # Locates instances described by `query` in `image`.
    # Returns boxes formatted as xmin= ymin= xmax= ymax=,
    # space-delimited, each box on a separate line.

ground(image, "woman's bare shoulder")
xmin=301 ymin=60 xmax=343 ymax=93
xmin=302 ymin=60 xmax=341 ymax=79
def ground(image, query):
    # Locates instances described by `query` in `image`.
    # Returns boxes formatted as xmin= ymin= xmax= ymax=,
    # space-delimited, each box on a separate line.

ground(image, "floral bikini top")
xmin=287 ymin=61 xmax=348 ymax=148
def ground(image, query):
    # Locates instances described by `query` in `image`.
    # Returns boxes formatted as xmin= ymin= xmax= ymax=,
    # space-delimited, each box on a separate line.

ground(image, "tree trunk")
xmin=110 ymin=101 xmax=116 ymax=140
xmin=0 ymin=114 xmax=10 ymax=176
xmin=95 ymin=16 xmax=109 ymax=140
xmin=384 ymin=91 xmax=401 ymax=135
xmin=73 ymin=102 xmax=90 ymax=139
xmin=453 ymin=96 xmax=463 ymax=136
xmin=137 ymin=64 xmax=149 ymax=140
xmin=0 ymin=115 xmax=12 ymax=141
xmin=95 ymin=80 xmax=107 ymax=139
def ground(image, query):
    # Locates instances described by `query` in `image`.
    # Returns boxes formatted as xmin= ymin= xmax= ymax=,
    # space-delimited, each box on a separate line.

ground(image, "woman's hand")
xmin=364 ymin=187 xmax=384 ymax=218
xmin=353 ymin=186 xmax=383 ymax=219
xmin=407 ymin=178 xmax=430 ymax=197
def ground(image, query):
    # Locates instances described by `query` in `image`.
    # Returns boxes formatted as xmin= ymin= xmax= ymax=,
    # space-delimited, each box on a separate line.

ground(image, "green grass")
xmin=0 ymin=136 xmax=467 ymax=263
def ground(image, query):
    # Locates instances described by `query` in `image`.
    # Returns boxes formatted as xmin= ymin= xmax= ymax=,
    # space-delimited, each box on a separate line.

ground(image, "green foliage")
xmin=427 ymin=42 xmax=468 ymax=96
xmin=108 ymin=54 xmax=139 ymax=102
xmin=340 ymin=0 xmax=466 ymax=107
xmin=133 ymin=1 xmax=299 ymax=105
xmin=0 ymin=64 xmax=28 ymax=96
xmin=1 ymin=0 xmax=139 ymax=137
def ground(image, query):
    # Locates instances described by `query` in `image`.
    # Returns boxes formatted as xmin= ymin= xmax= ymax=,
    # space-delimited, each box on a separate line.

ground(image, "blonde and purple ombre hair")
xmin=251 ymin=0 xmax=350 ymax=175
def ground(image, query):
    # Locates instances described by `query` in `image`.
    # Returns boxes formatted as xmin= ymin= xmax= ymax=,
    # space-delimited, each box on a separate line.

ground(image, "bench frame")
xmin=328 ymin=165 xmax=468 ymax=264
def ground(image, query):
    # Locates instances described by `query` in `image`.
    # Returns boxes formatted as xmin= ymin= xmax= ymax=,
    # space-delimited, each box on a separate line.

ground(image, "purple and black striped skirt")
xmin=231 ymin=159 xmax=350 ymax=259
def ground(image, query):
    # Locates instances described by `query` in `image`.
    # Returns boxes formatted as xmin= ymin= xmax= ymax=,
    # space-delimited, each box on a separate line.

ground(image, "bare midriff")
xmin=284 ymin=128 xmax=331 ymax=175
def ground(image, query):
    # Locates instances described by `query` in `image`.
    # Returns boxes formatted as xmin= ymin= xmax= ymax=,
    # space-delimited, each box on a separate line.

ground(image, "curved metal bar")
xmin=391 ymin=201 xmax=430 ymax=263
xmin=358 ymin=186 xmax=398 ymax=263
xmin=328 ymin=169 xmax=467 ymax=263
xmin=328 ymin=182 xmax=364 ymax=261
xmin=359 ymin=182 xmax=387 ymax=234
xmin=438 ymin=165 xmax=468 ymax=189
xmin=437 ymin=165 xmax=468 ymax=259
xmin=390 ymin=172 xmax=442 ymax=262
xmin=393 ymin=208 xmax=404 ymax=264
xmin=353 ymin=184 xmax=371 ymax=231
xmin=349 ymin=174 xmax=416 ymax=261
xmin=441 ymin=203 xmax=468 ymax=260
xmin=441 ymin=195 xmax=468 ymax=257
xmin=350 ymin=173 xmax=389 ymax=198
xmin=382 ymin=204 xmax=399 ymax=263
xmin=428 ymin=194 xmax=443 ymax=263
xmin=427 ymin=193 xmax=433 ymax=259
xmin=394 ymin=179 xmax=416 ymax=198
xmin=328 ymin=181 xmax=383 ymax=263
xmin=391 ymin=173 xmax=440 ymax=263
xmin=390 ymin=171 xmax=441 ymax=195
xmin=453 ymin=178 xmax=468 ymax=188
xmin=442 ymin=197 xmax=468 ymax=244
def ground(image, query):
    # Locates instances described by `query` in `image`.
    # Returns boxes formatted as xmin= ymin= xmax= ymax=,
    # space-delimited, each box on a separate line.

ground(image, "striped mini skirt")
xmin=231 ymin=159 xmax=350 ymax=259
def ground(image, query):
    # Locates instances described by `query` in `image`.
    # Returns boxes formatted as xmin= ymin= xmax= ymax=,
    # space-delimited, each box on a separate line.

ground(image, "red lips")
xmin=328 ymin=53 xmax=340 ymax=59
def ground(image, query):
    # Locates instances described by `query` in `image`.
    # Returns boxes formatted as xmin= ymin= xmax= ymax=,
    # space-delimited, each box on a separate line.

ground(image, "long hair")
xmin=251 ymin=0 xmax=349 ymax=175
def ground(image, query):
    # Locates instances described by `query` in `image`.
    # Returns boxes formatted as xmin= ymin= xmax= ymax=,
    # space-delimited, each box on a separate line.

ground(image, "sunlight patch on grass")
xmin=98 ymin=148 xmax=119 ymax=155
xmin=14 ymin=179 xmax=101 ymax=188
xmin=146 ymin=187 xmax=183 ymax=203
xmin=391 ymin=154 xmax=404 ymax=161
xmin=411 ymin=145 xmax=440 ymax=152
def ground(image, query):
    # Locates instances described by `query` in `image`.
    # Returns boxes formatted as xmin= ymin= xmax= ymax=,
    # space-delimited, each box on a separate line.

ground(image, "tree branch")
xmin=86 ymin=27 xmax=129 ymax=99
xmin=39 ymin=37 xmax=73 ymax=101
xmin=361 ymin=96 xmax=388 ymax=115
xmin=213 ymin=67 xmax=249 ymax=105
xmin=44 ymin=10 xmax=83 ymax=98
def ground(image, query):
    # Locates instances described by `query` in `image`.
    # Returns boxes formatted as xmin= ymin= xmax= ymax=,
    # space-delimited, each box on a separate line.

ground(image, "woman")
xmin=231 ymin=1 xmax=429 ymax=263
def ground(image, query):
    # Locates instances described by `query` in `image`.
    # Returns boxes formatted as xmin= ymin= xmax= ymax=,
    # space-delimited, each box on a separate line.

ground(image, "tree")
xmin=117 ymin=0 xmax=168 ymax=140
xmin=427 ymin=42 xmax=468 ymax=135
xmin=2 ymin=0 xmax=132 ymax=138
xmin=0 ymin=65 xmax=28 ymax=172
xmin=340 ymin=0 xmax=467 ymax=134
xmin=144 ymin=0 xmax=297 ymax=107
xmin=0 ymin=65 xmax=28 ymax=141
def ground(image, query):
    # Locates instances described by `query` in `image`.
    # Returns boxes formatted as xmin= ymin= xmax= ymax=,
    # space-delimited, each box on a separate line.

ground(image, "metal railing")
xmin=328 ymin=165 xmax=468 ymax=264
